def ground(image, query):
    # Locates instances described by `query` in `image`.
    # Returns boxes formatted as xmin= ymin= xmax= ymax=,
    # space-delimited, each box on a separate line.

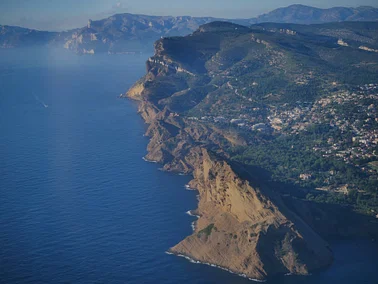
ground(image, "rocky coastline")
xmin=123 ymin=83 xmax=334 ymax=281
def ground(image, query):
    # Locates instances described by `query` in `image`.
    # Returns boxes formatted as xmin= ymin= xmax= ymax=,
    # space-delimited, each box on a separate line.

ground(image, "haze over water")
xmin=0 ymin=48 xmax=377 ymax=284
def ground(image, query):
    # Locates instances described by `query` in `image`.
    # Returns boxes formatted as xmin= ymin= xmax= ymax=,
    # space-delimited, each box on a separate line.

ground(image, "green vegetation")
xmin=369 ymin=161 xmax=378 ymax=171
xmin=229 ymin=129 xmax=378 ymax=214
xmin=231 ymin=128 xmax=377 ymax=191
xmin=198 ymin=224 xmax=215 ymax=238
xmin=306 ymin=190 xmax=378 ymax=215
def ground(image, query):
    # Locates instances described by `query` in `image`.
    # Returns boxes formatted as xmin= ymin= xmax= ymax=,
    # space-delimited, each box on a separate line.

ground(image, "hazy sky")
xmin=0 ymin=0 xmax=377 ymax=31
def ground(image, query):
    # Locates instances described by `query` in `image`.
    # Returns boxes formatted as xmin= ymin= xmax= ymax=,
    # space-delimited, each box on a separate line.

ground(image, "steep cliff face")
xmin=125 ymin=35 xmax=334 ymax=278
xmin=131 ymin=102 xmax=333 ymax=280
xmin=170 ymin=149 xmax=332 ymax=280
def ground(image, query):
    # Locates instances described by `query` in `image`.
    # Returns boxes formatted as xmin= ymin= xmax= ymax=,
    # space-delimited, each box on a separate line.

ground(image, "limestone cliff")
xmin=169 ymin=149 xmax=332 ymax=280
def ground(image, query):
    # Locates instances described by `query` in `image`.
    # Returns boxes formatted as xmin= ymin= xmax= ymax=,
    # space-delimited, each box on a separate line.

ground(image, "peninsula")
xmin=124 ymin=21 xmax=378 ymax=280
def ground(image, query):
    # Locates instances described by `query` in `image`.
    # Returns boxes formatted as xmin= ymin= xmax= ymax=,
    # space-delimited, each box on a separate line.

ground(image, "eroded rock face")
xmin=170 ymin=149 xmax=332 ymax=280
xmin=138 ymin=107 xmax=333 ymax=280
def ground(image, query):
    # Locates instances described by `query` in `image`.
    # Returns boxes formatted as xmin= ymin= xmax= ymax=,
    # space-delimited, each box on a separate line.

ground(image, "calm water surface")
xmin=0 ymin=48 xmax=377 ymax=284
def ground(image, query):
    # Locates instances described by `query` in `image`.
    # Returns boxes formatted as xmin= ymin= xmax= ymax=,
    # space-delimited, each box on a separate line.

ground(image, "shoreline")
xmin=186 ymin=210 xmax=200 ymax=231
xmin=186 ymin=210 xmax=200 ymax=218
xmin=184 ymin=184 xmax=196 ymax=190
xmin=164 ymin=251 xmax=267 ymax=282
xmin=142 ymin=157 xmax=157 ymax=163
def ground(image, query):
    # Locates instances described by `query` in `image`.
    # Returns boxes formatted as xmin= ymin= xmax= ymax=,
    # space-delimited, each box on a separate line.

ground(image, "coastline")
xmin=142 ymin=156 xmax=158 ymax=163
xmin=164 ymin=251 xmax=267 ymax=282
xmin=123 ymin=90 xmax=334 ymax=280
xmin=131 ymin=89 xmax=378 ymax=280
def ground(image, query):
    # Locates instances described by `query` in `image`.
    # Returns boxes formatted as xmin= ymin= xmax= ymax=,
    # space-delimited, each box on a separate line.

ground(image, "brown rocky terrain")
xmin=170 ymin=149 xmax=334 ymax=280
xmin=128 ymin=95 xmax=334 ymax=280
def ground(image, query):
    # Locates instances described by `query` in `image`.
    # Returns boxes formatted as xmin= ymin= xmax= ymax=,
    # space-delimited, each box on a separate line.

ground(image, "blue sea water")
xmin=0 ymin=48 xmax=378 ymax=284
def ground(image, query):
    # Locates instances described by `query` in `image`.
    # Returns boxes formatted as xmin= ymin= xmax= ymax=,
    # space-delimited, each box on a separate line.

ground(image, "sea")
xmin=0 ymin=47 xmax=378 ymax=284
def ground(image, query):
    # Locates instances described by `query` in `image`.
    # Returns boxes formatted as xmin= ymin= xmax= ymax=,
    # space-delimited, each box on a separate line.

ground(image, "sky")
xmin=0 ymin=0 xmax=377 ymax=31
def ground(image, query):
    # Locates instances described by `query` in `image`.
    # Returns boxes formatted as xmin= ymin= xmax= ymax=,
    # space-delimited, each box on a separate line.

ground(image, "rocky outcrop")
xmin=359 ymin=45 xmax=378 ymax=53
xmin=169 ymin=149 xmax=332 ymax=280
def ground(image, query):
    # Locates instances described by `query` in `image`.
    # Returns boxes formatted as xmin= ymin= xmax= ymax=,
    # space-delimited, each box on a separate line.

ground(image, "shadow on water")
xmin=228 ymin=159 xmax=378 ymax=283
xmin=268 ymin=239 xmax=378 ymax=284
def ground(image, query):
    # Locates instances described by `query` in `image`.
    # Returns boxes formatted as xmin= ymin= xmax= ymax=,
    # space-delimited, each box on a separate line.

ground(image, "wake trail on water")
xmin=33 ymin=93 xmax=49 ymax=108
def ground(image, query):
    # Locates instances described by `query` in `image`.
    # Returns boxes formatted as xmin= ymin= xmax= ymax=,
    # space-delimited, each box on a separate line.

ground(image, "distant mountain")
xmin=62 ymin=14 xmax=233 ymax=54
xmin=0 ymin=14 xmax=252 ymax=54
xmin=1 ymin=5 xmax=378 ymax=54
xmin=0 ymin=25 xmax=56 ymax=48
xmin=254 ymin=4 xmax=378 ymax=24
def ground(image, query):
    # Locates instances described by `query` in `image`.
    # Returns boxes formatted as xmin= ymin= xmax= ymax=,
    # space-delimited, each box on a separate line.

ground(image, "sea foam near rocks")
xmin=142 ymin=157 xmax=157 ymax=163
xmin=184 ymin=184 xmax=195 ymax=190
xmin=167 ymin=252 xmax=267 ymax=282
xmin=186 ymin=210 xmax=200 ymax=218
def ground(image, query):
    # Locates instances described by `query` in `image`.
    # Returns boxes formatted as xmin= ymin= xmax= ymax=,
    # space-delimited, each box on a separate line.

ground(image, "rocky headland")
xmin=123 ymin=21 xmax=378 ymax=280
xmin=126 ymin=90 xmax=333 ymax=281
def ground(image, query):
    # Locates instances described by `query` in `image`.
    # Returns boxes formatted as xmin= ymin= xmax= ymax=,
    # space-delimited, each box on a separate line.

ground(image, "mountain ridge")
xmin=1 ymin=5 xmax=378 ymax=54
xmin=255 ymin=4 xmax=378 ymax=24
